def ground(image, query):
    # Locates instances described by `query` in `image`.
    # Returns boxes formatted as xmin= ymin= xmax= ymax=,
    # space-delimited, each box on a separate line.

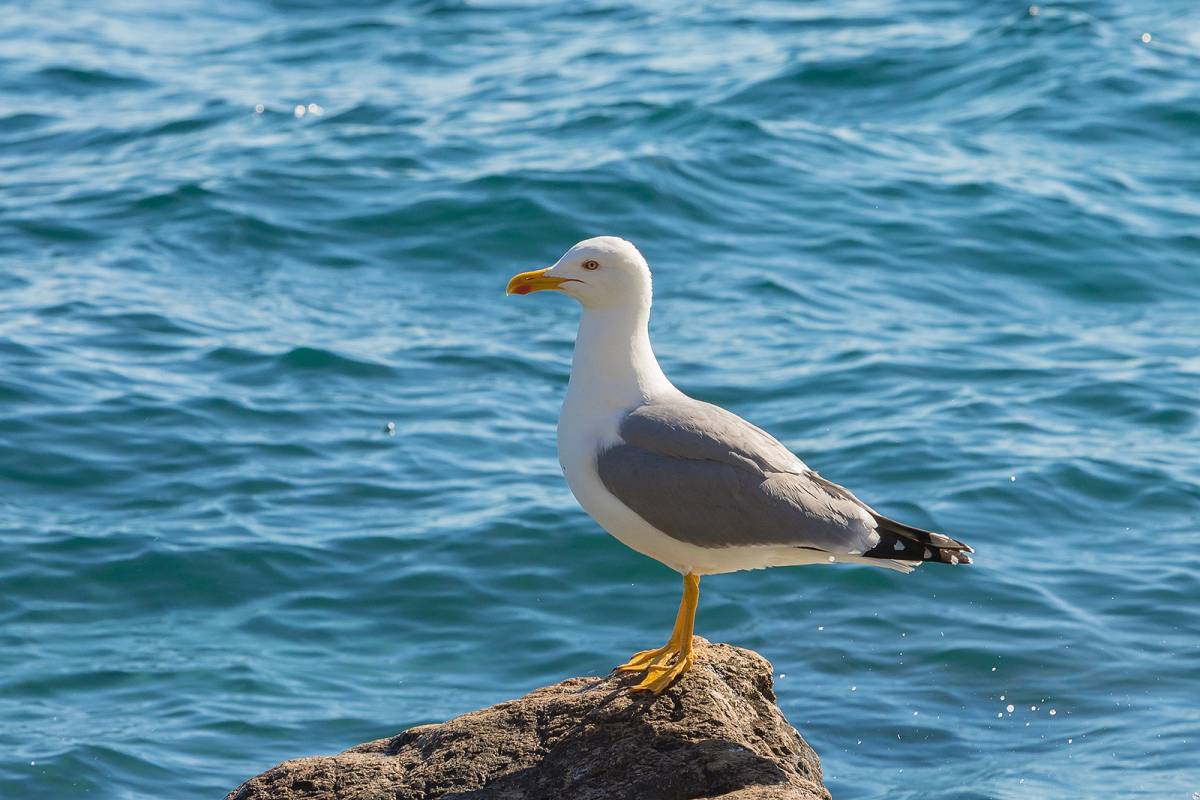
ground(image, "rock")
xmin=225 ymin=637 xmax=830 ymax=800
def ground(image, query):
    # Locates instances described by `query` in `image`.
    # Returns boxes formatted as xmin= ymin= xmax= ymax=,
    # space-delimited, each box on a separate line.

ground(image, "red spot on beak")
xmin=514 ymin=285 xmax=531 ymax=295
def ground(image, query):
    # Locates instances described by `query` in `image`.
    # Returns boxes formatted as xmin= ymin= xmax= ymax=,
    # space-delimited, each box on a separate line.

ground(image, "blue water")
xmin=2 ymin=1 xmax=1198 ymax=798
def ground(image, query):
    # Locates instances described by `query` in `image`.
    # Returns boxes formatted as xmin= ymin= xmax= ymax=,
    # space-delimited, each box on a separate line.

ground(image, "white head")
xmin=506 ymin=236 xmax=651 ymax=310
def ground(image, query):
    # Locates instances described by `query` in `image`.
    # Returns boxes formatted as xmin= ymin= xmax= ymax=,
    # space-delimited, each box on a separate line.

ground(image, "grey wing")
xmin=595 ymin=397 xmax=882 ymax=554
xmin=616 ymin=396 xmax=805 ymax=474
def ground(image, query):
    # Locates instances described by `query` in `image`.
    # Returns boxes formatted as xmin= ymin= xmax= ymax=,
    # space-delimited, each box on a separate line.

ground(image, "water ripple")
xmin=2 ymin=1 xmax=1198 ymax=798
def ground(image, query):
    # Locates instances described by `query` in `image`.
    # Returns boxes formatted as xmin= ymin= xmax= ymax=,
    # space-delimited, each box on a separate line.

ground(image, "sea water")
xmin=1 ymin=2 xmax=1197 ymax=797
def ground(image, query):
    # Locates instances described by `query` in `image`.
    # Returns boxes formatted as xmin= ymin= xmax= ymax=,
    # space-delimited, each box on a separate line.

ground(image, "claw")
xmin=615 ymin=644 xmax=674 ymax=673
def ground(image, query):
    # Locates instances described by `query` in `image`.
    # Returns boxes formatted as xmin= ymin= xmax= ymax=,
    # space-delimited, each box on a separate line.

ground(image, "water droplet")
xmin=1028 ymin=4 xmax=1039 ymax=15
xmin=817 ymin=626 xmax=824 ymax=631
xmin=1049 ymin=709 xmax=1057 ymax=716
xmin=851 ymin=686 xmax=857 ymax=691
xmin=1006 ymin=704 xmax=1015 ymax=713
xmin=1141 ymin=32 xmax=1152 ymax=43
xmin=307 ymin=102 xmax=324 ymax=115
xmin=385 ymin=421 xmax=397 ymax=436
xmin=294 ymin=104 xmax=306 ymax=118
xmin=254 ymin=103 xmax=264 ymax=114
xmin=1010 ymin=475 xmax=1016 ymax=482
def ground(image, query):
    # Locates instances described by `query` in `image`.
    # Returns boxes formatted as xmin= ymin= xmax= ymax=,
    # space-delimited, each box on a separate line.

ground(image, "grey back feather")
xmin=596 ymin=397 xmax=879 ymax=552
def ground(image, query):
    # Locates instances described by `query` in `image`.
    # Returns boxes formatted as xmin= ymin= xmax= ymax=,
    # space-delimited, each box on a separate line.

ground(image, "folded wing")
xmin=596 ymin=397 xmax=883 ymax=555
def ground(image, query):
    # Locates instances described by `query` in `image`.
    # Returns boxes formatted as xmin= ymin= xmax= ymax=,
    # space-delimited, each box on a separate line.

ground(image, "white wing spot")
xmin=924 ymin=547 xmax=933 ymax=559
xmin=893 ymin=541 xmax=904 ymax=551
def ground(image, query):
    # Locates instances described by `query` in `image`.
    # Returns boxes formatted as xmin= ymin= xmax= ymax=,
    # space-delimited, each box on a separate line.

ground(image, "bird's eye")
xmin=581 ymin=260 xmax=600 ymax=271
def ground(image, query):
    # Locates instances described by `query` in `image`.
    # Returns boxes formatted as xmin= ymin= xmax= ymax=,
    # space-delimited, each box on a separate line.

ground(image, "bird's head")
xmin=506 ymin=236 xmax=651 ymax=310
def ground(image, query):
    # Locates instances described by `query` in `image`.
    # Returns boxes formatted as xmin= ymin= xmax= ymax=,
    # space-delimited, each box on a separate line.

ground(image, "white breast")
xmin=557 ymin=390 xmax=697 ymax=573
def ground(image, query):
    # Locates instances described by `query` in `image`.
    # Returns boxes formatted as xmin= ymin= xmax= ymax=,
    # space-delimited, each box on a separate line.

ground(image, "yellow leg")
xmin=615 ymin=573 xmax=700 ymax=694
xmin=614 ymin=581 xmax=689 ymax=672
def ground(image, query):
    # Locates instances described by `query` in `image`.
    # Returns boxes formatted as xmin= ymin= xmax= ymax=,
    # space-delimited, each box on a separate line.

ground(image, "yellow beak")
xmin=506 ymin=268 xmax=575 ymax=296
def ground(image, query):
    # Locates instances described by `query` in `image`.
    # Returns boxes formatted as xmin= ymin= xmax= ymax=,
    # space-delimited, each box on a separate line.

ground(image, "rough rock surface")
xmin=225 ymin=638 xmax=830 ymax=800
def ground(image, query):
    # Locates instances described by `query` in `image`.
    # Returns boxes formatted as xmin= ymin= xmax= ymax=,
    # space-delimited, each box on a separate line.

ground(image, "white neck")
xmin=565 ymin=300 xmax=676 ymax=412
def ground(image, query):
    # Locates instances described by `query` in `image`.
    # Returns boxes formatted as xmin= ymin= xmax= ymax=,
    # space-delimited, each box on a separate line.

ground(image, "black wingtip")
xmin=861 ymin=514 xmax=974 ymax=565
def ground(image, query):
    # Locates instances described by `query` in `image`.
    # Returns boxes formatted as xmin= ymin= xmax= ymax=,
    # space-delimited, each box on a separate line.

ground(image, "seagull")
xmin=507 ymin=237 xmax=973 ymax=694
